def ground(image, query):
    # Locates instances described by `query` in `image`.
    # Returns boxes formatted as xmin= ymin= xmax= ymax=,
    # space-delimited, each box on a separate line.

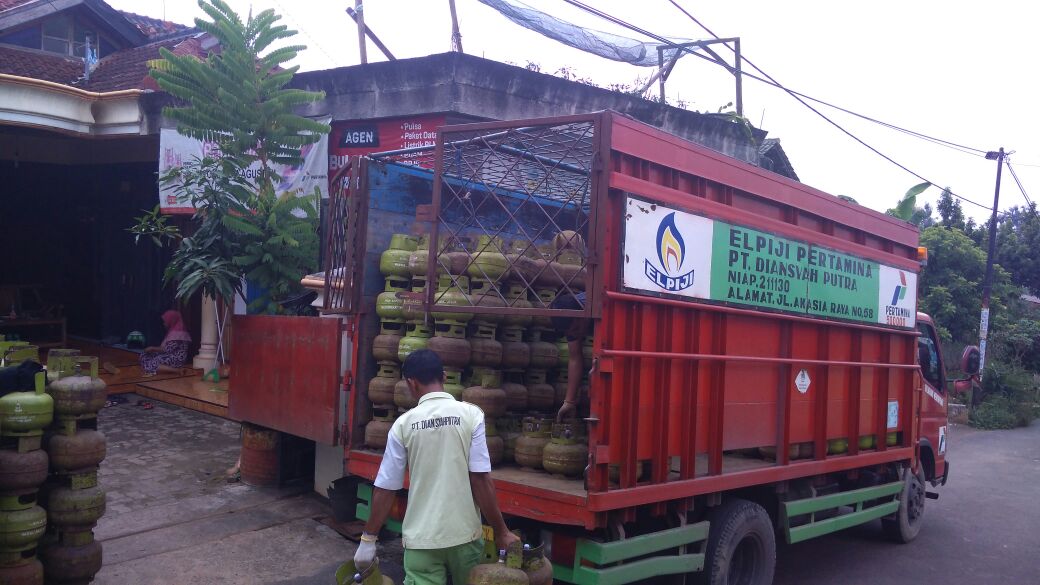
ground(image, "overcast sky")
xmin=108 ymin=0 xmax=1040 ymax=221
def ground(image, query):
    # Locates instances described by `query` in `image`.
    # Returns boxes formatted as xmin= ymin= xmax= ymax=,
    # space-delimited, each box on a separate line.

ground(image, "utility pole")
xmin=448 ymin=0 xmax=464 ymax=53
xmin=978 ymin=147 xmax=1005 ymax=377
xmin=355 ymin=0 xmax=368 ymax=64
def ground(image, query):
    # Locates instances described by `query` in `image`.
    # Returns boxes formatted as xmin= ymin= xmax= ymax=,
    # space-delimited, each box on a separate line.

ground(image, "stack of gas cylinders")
xmin=363 ymin=232 xmax=591 ymax=479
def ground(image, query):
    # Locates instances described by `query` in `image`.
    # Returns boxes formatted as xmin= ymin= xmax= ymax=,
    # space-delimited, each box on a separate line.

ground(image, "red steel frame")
xmin=342 ymin=112 xmax=923 ymax=530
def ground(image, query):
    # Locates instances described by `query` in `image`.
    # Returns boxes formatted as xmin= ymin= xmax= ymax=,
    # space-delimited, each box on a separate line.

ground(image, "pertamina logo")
xmin=644 ymin=212 xmax=696 ymax=292
xmin=885 ymin=270 xmax=913 ymax=326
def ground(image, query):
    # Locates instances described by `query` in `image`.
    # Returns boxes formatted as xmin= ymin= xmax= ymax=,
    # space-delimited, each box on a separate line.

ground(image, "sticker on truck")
xmin=938 ymin=425 xmax=947 ymax=455
xmin=622 ymin=197 xmax=918 ymax=328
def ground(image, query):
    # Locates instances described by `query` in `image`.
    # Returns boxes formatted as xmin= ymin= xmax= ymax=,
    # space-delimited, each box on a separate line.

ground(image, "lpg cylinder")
xmin=886 ymin=432 xmax=899 ymax=447
xmin=365 ymin=411 xmax=396 ymax=450
xmin=502 ymin=378 xmax=528 ymax=413
xmin=43 ymin=430 xmax=105 ymax=473
xmin=827 ymin=438 xmax=849 ymax=455
xmin=582 ymin=336 xmax=593 ymax=361
xmin=375 ymin=277 xmax=410 ymax=321
xmin=499 ymin=327 xmax=530 ymax=370
xmin=393 ymin=379 xmax=417 ymax=410
xmin=608 ymin=461 xmax=649 ymax=483
xmin=505 ymin=240 xmax=540 ymax=284
xmin=467 ymin=235 xmax=509 ymax=282
xmin=485 ymin=419 xmax=504 ymax=466
xmin=514 ymin=418 xmax=551 ymax=470
xmin=462 ymin=371 xmax=506 ymax=419
xmin=550 ymin=248 xmax=587 ymax=290
xmin=397 ymin=323 xmax=433 ymax=363
xmin=522 ymin=544 xmax=553 ymax=585
xmin=399 ymin=276 xmax=428 ymax=323
xmin=409 ymin=235 xmax=471 ymax=276
xmin=427 ymin=335 xmax=471 ymax=369
xmin=46 ymin=358 xmax=105 ymax=418
xmin=0 ymin=377 xmax=53 ymax=435
xmin=379 ymin=234 xmax=418 ymax=278
xmin=469 ymin=284 xmax=506 ymax=329
xmin=552 ymin=369 xmax=570 ymax=407
xmin=531 ymin=244 xmax=557 ymax=288
xmin=542 ymin=421 xmax=586 ymax=477
xmin=468 ymin=547 xmax=527 ymax=585
xmin=41 ymin=485 xmax=105 ymax=529
xmin=0 ymin=558 xmax=43 ymax=585
xmin=39 ymin=533 xmax=102 ymax=585
xmin=240 ymin=423 xmax=280 ymax=487
xmin=469 ymin=325 xmax=503 ymax=368
xmin=858 ymin=435 xmax=877 ymax=449
xmin=530 ymin=286 xmax=557 ymax=329
xmin=500 ymin=283 xmax=533 ymax=329
xmin=432 ymin=275 xmax=474 ymax=325
xmin=0 ymin=449 xmax=48 ymax=492
xmin=0 ymin=496 xmax=46 ymax=552
xmin=372 ymin=328 xmax=404 ymax=363
xmin=443 ymin=369 xmax=465 ymax=400
xmin=555 ymin=338 xmax=569 ymax=368
xmin=524 ymin=370 xmax=554 ymax=412
xmin=467 ymin=367 xmax=502 ymax=389
xmin=367 ymin=374 xmax=398 ymax=407
xmin=527 ymin=329 xmax=558 ymax=370
xmin=500 ymin=417 xmax=521 ymax=463
xmin=45 ymin=349 xmax=80 ymax=383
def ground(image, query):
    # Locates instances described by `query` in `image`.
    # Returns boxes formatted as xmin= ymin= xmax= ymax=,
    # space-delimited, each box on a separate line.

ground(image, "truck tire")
xmin=882 ymin=468 xmax=926 ymax=543
xmin=700 ymin=499 xmax=775 ymax=585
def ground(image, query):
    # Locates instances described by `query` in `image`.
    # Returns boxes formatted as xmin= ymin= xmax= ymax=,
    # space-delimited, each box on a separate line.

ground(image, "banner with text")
xmin=622 ymin=196 xmax=917 ymax=328
xmin=158 ymin=121 xmax=330 ymax=214
xmin=328 ymin=115 xmax=446 ymax=190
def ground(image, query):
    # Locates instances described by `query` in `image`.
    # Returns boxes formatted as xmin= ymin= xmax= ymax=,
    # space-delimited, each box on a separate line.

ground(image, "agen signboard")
xmin=328 ymin=115 xmax=447 ymax=190
xmin=622 ymin=196 xmax=918 ymax=328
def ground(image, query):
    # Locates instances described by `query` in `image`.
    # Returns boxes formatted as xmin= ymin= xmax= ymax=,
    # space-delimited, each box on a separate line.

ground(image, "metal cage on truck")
xmin=323 ymin=111 xmax=928 ymax=584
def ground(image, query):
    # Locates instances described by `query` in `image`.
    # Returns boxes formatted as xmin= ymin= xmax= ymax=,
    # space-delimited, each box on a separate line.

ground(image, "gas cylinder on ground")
xmin=527 ymin=329 xmax=558 ymax=370
xmin=397 ymin=323 xmax=433 ymax=363
xmin=38 ymin=528 xmax=102 ymax=585
xmin=240 ymin=423 xmax=280 ymax=487
xmin=41 ymin=483 xmax=105 ymax=530
xmin=427 ymin=326 xmax=471 ymax=369
xmin=522 ymin=543 xmax=553 ymax=585
xmin=524 ymin=370 xmax=554 ymax=412
xmin=462 ymin=369 xmax=506 ymax=419
xmin=485 ymin=419 xmax=504 ymax=466
xmin=45 ymin=349 xmax=80 ymax=384
xmin=432 ymin=275 xmax=474 ymax=326
xmin=365 ymin=410 xmax=396 ymax=450
xmin=399 ymin=276 xmax=428 ymax=323
xmin=0 ymin=557 xmax=43 ymax=585
xmin=530 ymin=286 xmax=557 ymax=329
xmin=0 ymin=449 xmax=48 ymax=492
xmin=0 ymin=494 xmax=47 ymax=553
xmin=498 ymin=327 xmax=530 ymax=370
xmin=367 ymin=363 xmax=399 ymax=407
xmin=514 ymin=417 xmax=552 ymax=470
xmin=500 ymin=283 xmax=533 ymax=329
xmin=375 ymin=277 xmax=410 ymax=321
xmin=467 ymin=235 xmax=509 ymax=283
xmin=0 ymin=373 xmax=52 ymax=438
xmin=372 ymin=321 xmax=404 ymax=363
xmin=469 ymin=323 xmax=503 ymax=368
xmin=467 ymin=545 xmax=527 ymax=585
xmin=394 ymin=378 xmax=418 ymax=410
xmin=542 ymin=421 xmax=586 ymax=477
xmin=379 ymin=234 xmax=418 ymax=278
xmin=504 ymin=240 xmax=539 ymax=284
xmin=46 ymin=358 xmax=106 ymax=418
xmin=443 ymin=369 xmax=465 ymax=400
xmin=42 ymin=430 xmax=105 ymax=474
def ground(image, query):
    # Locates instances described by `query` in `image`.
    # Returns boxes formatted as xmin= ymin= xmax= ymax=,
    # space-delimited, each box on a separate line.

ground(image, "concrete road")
xmin=774 ymin=421 xmax=1040 ymax=585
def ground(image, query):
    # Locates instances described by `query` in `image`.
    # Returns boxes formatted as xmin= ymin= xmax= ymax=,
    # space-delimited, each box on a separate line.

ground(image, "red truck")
xmin=239 ymin=112 xmax=978 ymax=585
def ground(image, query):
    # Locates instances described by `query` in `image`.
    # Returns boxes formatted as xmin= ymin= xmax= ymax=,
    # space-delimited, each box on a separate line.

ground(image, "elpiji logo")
xmin=644 ymin=212 xmax=696 ymax=291
xmin=891 ymin=271 xmax=908 ymax=306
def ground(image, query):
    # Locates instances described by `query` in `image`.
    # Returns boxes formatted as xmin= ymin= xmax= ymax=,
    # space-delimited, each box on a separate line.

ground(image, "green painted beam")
xmin=558 ymin=553 xmax=704 ymax=585
xmin=355 ymin=483 xmax=403 ymax=534
xmin=579 ymin=522 xmax=710 ymax=565
xmin=786 ymin=500 xmax=899 ymax=544
xmin=783 ymin=481 xmax=902 ymax=517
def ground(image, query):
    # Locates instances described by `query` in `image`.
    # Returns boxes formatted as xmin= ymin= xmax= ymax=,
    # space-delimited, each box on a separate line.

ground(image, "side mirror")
xmin=960 ymin=346 xmax=981 ymax=376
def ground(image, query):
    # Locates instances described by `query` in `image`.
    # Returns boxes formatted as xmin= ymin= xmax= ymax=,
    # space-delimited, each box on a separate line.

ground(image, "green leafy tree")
xmin=132 ymin=0 xmax=329 ymax=313
xmin=936 ymin=188 xmax=966 ymax=230
xmin=995 ymin=204 xmax=1040 ymax=294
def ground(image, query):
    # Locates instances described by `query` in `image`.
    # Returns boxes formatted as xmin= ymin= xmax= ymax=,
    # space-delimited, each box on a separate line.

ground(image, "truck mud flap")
xmin=553 ymin=522 xmax=709 ymax=585
xmin=780 ymin=480 xmax=903 ymax=544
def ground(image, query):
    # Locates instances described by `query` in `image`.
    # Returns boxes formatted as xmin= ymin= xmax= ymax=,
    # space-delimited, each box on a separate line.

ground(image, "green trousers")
xmin=403 ymin=539 xmax=484 ymax=585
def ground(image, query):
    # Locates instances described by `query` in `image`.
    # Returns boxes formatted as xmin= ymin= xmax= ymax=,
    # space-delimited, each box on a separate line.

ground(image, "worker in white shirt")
xmin=354 ymin=349 xmax=519 ymax=585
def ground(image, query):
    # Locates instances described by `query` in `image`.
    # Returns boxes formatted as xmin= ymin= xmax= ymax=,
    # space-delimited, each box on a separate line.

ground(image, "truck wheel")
xmin=701 ymin=499 xmax=775 ymax=585
xmin=882 ymin=468 xmax=926 ymax=543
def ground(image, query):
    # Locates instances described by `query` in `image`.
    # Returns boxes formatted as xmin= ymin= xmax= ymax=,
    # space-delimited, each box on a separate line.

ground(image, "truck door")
xmin=916 ymin=322 xmax=947 ymax=481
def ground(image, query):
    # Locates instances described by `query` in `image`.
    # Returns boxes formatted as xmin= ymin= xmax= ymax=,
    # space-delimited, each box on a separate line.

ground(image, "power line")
xmin=560 ymin=0 xmax=992 ymax=210
xmin=663 ymin=0 xmax=989 ymax=158
xmin=1005 ymin=160 xmax=1036 ymax=213
xmin=269 ymin=0 xmax=340 ymax=68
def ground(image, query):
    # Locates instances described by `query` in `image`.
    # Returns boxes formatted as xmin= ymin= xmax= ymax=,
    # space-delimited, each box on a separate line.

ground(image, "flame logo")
xmin=891 ymin=270 xmax=908 ymax=305
xmin=656 ymin=212 xmax=685 ymax=275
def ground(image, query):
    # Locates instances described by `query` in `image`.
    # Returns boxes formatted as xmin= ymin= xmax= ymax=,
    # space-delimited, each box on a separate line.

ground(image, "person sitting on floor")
xmin=140 ymin=310 xmax=192 ymax=377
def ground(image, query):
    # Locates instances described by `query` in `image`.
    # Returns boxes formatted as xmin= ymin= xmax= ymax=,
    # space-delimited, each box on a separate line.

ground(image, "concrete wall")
xmin=291 ymin=52 xmax=766 ymax=165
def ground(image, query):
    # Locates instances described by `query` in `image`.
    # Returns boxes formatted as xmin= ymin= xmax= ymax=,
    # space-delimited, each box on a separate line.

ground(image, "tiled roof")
xmin=118 ymin=10 xmax=193 ymax=40
xmin=0 ymin=0 xmax=36 ymax=12
xmin=79 ymin=35 xmax=203 ymax=92
xmin=0 ymin=45 xmax=84 ymax=84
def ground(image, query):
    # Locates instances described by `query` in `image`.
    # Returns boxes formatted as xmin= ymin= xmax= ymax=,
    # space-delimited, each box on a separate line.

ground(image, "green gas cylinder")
xmin=0 ymin=372 xmax=53 ymax=436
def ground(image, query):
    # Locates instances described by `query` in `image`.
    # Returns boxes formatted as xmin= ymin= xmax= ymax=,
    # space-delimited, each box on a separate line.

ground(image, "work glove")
xmin=354 ymin=533 xmax=378 ymax=572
